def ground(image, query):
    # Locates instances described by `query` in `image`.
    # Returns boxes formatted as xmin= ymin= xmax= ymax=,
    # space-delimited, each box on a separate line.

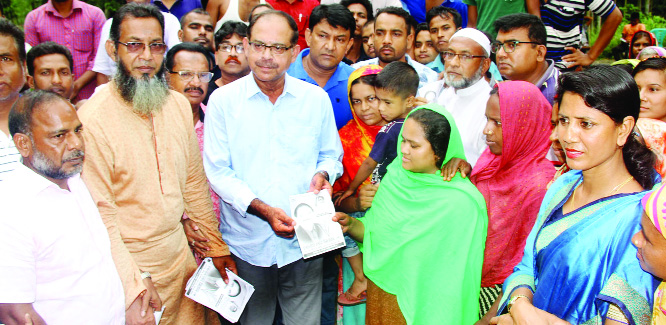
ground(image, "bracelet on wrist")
xmin=507 ymin=294 xmax=530 ymax=313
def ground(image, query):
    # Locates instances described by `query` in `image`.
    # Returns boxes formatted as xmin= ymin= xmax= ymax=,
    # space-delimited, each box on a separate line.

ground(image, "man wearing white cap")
xmin=418 ymin=27 xmax=491 ymax=166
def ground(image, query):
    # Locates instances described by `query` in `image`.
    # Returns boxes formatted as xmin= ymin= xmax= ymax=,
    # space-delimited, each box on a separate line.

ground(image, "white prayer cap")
xmin=449 ymin=28 xmax=491 ymax=57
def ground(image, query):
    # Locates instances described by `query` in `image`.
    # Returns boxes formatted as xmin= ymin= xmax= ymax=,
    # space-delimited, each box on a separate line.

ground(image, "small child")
xmin=633 ymin=184 xmax=666 ymax=324
xmin=336 ymin=61 xmax=420 ymax=204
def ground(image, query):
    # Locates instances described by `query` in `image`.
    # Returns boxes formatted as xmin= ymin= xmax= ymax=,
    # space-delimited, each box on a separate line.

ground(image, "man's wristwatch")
xmin=315 ymin=170 xmax=330 ymax=183
xmin=140 ymin=271 xmax=152 ymax=280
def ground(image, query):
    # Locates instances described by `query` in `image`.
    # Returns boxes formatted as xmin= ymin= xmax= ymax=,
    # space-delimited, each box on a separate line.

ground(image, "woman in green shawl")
xmin=334 ymin=103 xmax=488 ymax=324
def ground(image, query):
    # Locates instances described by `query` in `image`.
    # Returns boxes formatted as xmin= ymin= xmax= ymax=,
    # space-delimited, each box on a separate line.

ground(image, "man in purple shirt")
xmin=24 ymin=0 xmax=105 ymax=103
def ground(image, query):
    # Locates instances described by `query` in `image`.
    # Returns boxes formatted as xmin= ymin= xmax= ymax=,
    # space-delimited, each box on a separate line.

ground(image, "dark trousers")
xmin=321 ymin=251 xmax=340 ymax=325
xmin=232 ymin=254 xmax=324 ymax=325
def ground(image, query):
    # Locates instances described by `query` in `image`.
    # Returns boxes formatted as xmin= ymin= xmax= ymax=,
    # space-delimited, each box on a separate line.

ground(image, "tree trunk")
xmin=645 ymin=0 xmax=651 ymax=14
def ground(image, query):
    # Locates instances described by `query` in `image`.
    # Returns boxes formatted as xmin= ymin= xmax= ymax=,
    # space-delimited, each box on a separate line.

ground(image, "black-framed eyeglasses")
xmin=219 ymin=43 xmax=244 ymax=54
xmin=116 ymin=41 xmax=168 ymax=54
xmin=491 ymin=41 xmax=541 ymax=53
xmin=169 ymin=71 xmax=214 ymax=83
xmin=248 ymin=41 xmax=293 ymax=55
xmin=441 ymin=51 xmax=486 ymax=62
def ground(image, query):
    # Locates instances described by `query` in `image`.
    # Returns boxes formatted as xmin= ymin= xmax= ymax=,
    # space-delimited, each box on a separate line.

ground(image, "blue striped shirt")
xmin=541 ymin=0 xmax=616 ymax=66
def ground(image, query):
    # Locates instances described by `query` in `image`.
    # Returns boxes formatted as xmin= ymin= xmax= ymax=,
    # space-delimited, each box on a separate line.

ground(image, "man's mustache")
xmin=184 ymin=87 xmax=204 ymax=95
xmin=225 ymin=57 xmax=241 ymax=64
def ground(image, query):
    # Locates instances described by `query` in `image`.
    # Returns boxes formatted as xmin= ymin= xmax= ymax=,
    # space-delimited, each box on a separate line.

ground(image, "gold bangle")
xmin=508 ymin=294 xmax=531 ymax=313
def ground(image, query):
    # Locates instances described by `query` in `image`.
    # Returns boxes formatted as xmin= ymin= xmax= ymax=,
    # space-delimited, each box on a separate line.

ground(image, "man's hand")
xmin=266 ymin=207 xmax=296 ymax=237
xmin=126 ymin=278 xmax=162 ymax=325
xmin=441 ymin=158 xmax=472 ymax=181
xmin=309 ymin=172 xmax=332 ymax=195
xmin=182 ymin=218 xmax=210 ymax=256
xmin=562 ymin=47 xmax=594 ymax=68
xmin=212 ymin=256 xmax=238 ymax=284
xmin=357 ymin=184 xmax=378 ymax=211
xmin=248 ymin=199 xmax=295 ymax=237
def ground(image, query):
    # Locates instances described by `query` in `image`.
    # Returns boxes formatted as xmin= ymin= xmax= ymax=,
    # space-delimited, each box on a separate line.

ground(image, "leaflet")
xmin=289 ymin=191 xmax=345 ymax=259
xmin=185 ymin=257 xmax=254 ymax=323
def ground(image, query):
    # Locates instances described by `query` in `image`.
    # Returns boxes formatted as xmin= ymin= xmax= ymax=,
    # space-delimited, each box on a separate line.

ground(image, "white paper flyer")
xmin=185 ymin=257 xmax=254 ymax=323
xmin=289 ymin=191 xmax=345 ymax=259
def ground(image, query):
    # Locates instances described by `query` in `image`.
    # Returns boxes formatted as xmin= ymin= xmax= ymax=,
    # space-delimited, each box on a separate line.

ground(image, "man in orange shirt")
xmin=613 ymin=12 xmax=646 ymax=60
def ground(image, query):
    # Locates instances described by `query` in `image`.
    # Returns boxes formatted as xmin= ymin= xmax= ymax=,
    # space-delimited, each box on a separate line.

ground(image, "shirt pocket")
xmin=73 ymin=30 xmax=93 ymax=52
xmin=279 ymin=126 xmax=317 ymax=166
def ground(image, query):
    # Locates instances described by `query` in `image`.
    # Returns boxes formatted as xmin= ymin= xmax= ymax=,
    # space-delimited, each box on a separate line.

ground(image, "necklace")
xmin=572 ymin=175 xmax=634 ymax=209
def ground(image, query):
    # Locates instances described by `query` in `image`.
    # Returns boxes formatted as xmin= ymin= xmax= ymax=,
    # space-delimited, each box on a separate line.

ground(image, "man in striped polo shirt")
xmin=0 ymin=19 xmax=25 ymax=182
xmin=540 ymin=0 xmax=622 ymax=69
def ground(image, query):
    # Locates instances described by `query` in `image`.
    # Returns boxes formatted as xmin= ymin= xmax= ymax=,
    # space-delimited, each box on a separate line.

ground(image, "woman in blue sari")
xmin=491 ymin=66 xmax=660 ymax=325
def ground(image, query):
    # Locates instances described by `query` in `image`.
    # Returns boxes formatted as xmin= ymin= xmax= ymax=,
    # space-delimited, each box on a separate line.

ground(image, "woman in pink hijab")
xmin=469 ymin=81 xmax=555 ymax=322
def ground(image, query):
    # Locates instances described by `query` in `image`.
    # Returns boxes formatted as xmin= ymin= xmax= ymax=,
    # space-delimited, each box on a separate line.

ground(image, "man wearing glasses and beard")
xmin=77 ymin=3 xmax=235 ymax=324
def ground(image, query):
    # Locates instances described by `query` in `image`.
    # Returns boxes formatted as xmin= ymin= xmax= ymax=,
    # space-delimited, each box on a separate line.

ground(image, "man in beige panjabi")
xmin=78 ymin=3 xmax=236 ymax=324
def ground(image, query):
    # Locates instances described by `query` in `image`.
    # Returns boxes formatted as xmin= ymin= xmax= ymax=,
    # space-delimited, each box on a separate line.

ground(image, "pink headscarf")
xmin=470 ymin=80 xmax=555 ymax=287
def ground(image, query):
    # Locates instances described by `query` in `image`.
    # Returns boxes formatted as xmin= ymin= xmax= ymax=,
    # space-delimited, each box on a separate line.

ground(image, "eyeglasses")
xmin=491 ymin=41 xmax=541 ymax=53
xmin=117 ymin=41 xmax=168 ymax=54
xmin=169 ymin=71 xmax=214 ymax=83
xmin=248 ymin=41 xmax=293 ymax=55
xmin=219 ymin=43 xmax=244 ymax=53
xmin=441 ymin=51 xmax=486 ymax=62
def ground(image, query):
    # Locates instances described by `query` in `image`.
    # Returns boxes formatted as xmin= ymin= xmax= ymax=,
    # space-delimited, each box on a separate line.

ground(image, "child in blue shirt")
xmin=337 ymin=61 xmax=420 ymax=203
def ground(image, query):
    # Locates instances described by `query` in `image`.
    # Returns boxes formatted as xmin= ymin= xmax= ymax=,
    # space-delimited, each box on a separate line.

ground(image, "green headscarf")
xmin=359 ymin=103 xmax=488 ymax=324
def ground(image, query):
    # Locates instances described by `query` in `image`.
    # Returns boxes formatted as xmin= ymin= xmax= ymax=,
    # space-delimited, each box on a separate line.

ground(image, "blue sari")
xmin=498 ymin=170 xmax=659 ymax=324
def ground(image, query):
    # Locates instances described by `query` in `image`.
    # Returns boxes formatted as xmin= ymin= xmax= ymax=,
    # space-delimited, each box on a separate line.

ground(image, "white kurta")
xmin=418 ymin=78 xmax=491 ymax=166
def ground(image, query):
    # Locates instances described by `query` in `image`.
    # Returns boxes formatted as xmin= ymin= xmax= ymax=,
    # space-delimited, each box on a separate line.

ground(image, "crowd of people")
xmin=1 ymin=0 xmax=666 ymax=324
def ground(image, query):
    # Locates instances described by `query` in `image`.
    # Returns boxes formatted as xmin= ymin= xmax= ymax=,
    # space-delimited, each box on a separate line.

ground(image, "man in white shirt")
xmin=419 ymin=28 xmax=491 ymax=166
xmin=204 ymin=10 xmax=343 ymax=325
xmin=0 ymin=19 xmax=26 ymax=182
xmin=0 ymin=90 xmax=125 ymax=325
xmin=92 ymin=0 xmax=181 ymax=85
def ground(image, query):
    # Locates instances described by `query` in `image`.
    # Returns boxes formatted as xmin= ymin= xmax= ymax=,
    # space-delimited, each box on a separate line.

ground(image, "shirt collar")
xmin=244 ymin=72 xmax=297 ymax=100
xmin=295 ymin=49 xmax=350 ymax=87
xmin=426 ymin=54 xmax=445 ymax=72
xmin=535 ymin=59 xmax=557 ymax=88
xmin=10 ymin=163 xmax=80 ymax=194
xmin=46 ymin=0 xmax=83 ymax=16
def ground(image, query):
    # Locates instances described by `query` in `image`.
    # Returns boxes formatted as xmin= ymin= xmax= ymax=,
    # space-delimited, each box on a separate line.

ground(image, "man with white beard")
xmin=418 ymin=28 xmax=491 ymax=167
xmin=77 ymin=3 xmax=235 ymax=324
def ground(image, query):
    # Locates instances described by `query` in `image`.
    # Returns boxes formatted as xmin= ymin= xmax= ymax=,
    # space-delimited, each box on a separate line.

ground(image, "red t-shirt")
xmin=266 ymin=0 xmax=319 ymax=50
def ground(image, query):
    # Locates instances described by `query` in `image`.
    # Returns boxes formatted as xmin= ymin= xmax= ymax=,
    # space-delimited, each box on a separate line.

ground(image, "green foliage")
xmin=588 ymin=5 xmax=666 ymax=59
xmin=2 ymin=0 xmax=43 ymax=27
